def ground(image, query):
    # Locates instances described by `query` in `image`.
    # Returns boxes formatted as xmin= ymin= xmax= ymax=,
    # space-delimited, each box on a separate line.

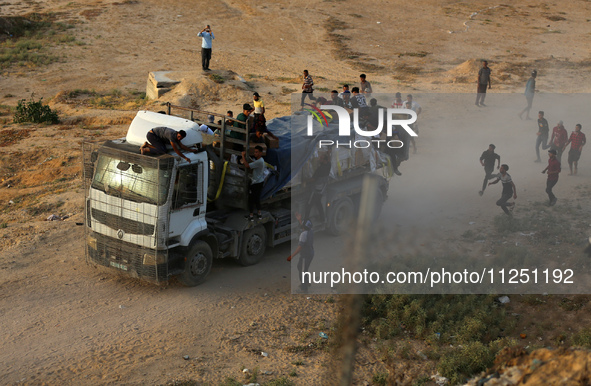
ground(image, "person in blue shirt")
xmin=519 ymin=70 xmax=537 ymax=120
xmin=197 ymin=25 xmax=214 ymax=71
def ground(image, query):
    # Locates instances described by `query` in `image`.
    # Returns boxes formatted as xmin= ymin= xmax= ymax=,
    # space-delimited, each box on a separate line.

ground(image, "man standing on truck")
xmin=231 ymin=103 xmax=253 ymax=142
xmin=242 ymin=146 xmax=265 ymax=221
xmin=198 ymin=25 xmax=214 ymax=71
xmin=140 ymin=127 xmax=198 ymax=162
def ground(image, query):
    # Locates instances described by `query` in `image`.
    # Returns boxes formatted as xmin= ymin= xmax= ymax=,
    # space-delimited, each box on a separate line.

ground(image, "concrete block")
xmin=146 ymin=71 xmax=180 ymax=100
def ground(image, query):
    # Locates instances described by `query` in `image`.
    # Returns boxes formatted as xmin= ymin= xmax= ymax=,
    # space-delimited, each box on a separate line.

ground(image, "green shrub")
xmin=437 ymin=341 xmax=493 ymax=384
xmin=572 ymin=327 xmax=591 ymax=348
xmin=372 ymin=372 xmax=389 ymax=385
xmin=14 ymin=97 xmax=59 ymax=124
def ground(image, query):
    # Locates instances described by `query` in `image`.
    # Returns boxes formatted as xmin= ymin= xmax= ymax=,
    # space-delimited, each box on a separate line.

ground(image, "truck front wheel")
xmin=239 ymin=225 xmax=267 ymax=266
xmin=179 ymin=241 xmax=213 ymax=286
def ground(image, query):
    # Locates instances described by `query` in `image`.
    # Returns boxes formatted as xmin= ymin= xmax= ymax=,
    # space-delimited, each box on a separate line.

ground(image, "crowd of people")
xmin=480 ymin=121 xmax=585 ymax=215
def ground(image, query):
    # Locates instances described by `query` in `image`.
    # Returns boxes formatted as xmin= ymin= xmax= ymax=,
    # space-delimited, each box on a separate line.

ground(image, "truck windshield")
xmin=91 ymin=154 xmax=171 ymax=205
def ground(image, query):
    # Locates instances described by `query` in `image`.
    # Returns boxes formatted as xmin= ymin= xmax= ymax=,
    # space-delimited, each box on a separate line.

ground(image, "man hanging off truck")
xmin=140 ymin=127 xmax=200 ymax=162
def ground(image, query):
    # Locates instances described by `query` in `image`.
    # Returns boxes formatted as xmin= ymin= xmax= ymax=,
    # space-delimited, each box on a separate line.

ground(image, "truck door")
xmin=168 ymin=161 xmax=206 ymax=237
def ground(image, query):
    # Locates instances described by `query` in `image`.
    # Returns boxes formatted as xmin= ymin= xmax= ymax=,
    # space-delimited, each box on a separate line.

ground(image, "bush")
xmin=572 ymin=327 xmax=591 ymax=348
xmin=13 ymin=97 xmax=59 ymax=124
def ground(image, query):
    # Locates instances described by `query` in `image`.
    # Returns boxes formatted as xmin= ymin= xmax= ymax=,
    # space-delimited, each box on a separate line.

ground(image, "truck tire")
xmin=179 ymin=241 xmax=213 ymax=286
xmin=239 ymin=225 xmax=267 ymax=266
xmin=327 ymin=197 xmax=354 ymax=236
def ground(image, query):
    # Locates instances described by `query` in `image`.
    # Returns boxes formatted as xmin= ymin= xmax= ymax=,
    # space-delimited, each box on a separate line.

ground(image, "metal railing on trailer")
xmin=165 ymin=103 xmax=253 ymax=211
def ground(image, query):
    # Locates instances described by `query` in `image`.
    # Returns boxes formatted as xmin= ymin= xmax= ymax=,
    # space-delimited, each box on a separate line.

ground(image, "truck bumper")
xmin=86 ymin=231 xmax=169 ymax=283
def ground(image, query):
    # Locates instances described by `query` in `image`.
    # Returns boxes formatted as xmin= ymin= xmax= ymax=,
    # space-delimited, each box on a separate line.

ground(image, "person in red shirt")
xmin=542 ymin=149 xmax=561 ymax=206
xmin=549 ymin=120 xmax=568 ymax=163
xmin=564 ymin=124 xmax=586 ymax=175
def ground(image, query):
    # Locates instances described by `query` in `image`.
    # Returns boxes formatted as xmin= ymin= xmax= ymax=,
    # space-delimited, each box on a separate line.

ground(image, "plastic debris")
xmin=261 ymin=351 xmax=268 ymax=357
xmin=243 ymin=368 xmax=251 ymax=374
xmin=46 ymin=214 xmax=66 ymax=221
xmin=520 ymin=232 xmax=536 ymax=236
xmin=431 ymin=372 xmax=449 ymax=385
xmin=183 ymin=355 xmax=190 ymax=360
xmin=319 ymin=332 xmax=328 ymax=339
xmin=498 ymin=296 xmax=510 ymax=304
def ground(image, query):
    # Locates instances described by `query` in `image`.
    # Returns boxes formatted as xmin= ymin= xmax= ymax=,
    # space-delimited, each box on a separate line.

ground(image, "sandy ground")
xmin=1 ymin=0 xmax=591 ymax=384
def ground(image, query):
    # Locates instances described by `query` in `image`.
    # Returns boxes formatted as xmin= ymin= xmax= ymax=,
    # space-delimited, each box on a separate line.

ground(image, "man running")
xmin=479 ymin=144 xmax=500 ymax=196
xmin=488 ymin=164 xmax=517 ymax=216
xmin=535 ymin=111 xmax=550 ymax=163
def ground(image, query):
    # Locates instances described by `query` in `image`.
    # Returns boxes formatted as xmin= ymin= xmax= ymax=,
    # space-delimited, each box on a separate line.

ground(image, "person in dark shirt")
xmin=535 ymin=111 xmax=550 ymax=163
xmin=303 ymin=150 xmax=332 ymax=222
xmin=231 ymin=103 xmax=253 ymax=142
xmin=249 ymin=126 xmax=266 ymax=144
xmin=140 ymin=127 xmax=198 ymax=162
xmin=519 ymin=70 xmax=537 ymax=120
xmin=475 ymin=60 xmax=492 ymax=107
xmin=287 ymin=213 xmax=315 ymax=292
xmin=488 ymin=164 xmax=517 ymax=215
xmin=542 ymin=149 xmax=561 ymax=206
xmin=479 ymin=144 xmax=500 ymax=196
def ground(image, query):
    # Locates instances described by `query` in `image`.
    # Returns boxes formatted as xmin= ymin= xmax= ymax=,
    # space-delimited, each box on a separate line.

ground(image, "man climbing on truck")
xmin=242 ymin=146 xmax=265 ymax=221
xmin=140 ymin=127 xmax=199 ymax=162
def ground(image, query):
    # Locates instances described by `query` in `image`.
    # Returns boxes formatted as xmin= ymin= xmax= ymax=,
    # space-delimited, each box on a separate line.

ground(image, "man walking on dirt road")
xmin=475 ymin=60 xmax=492 ymax=106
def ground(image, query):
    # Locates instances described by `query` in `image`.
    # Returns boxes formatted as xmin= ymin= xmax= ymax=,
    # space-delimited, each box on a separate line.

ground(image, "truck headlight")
xmin=143 ymin=253 xmax=166 ymax=266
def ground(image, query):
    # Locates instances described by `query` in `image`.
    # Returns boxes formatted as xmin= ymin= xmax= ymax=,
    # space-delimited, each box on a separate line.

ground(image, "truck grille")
xmin=91 ymin=208 xmax=155 ymax=235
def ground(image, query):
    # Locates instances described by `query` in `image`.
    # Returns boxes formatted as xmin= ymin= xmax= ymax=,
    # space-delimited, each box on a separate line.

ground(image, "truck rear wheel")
xmin=239 ymin=225 xmax=267 ymax=266
xmin=179 ymin=241 xmax=213 ymax=286
xmin=327 ymin=197 xmax=354 ymax=236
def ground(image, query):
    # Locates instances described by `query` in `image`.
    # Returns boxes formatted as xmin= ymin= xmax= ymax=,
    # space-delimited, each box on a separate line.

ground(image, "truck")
xmin=83 ymin=103 xmax=391 ymax=286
